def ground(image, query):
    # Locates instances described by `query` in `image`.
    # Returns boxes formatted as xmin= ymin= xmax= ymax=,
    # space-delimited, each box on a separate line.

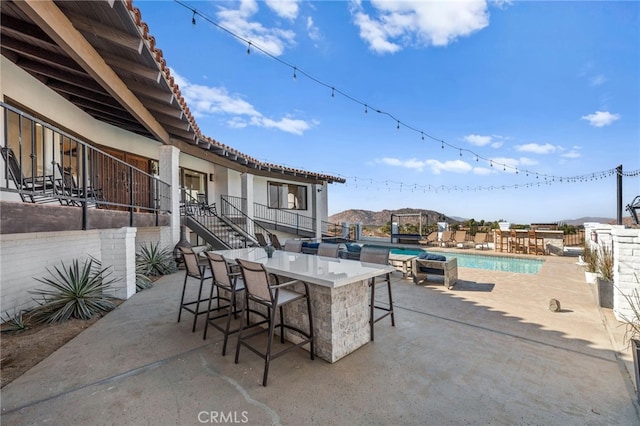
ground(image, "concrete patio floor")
xmin=2 ymin=253 xmax=639 ymax=425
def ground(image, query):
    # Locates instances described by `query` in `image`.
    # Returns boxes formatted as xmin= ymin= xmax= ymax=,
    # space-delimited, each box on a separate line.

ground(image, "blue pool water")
xmin=385 ymin=247 xmax=544 ymax=275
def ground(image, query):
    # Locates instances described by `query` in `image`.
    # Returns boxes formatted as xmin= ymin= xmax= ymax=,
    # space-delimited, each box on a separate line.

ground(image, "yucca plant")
xmin=30 ymin=258 xmax=118 ymax=324
xmin=1 ymin=310 xmax=28 ymax=334
xmin=136 ymin=242 xmax=177 ymax=277
xmin=136 ymin=263 xmax=153 ymax=292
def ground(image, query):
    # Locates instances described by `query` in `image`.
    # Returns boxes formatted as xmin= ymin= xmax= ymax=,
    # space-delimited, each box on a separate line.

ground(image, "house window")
xmin=268 ymin=182 xmax=307 ymax=210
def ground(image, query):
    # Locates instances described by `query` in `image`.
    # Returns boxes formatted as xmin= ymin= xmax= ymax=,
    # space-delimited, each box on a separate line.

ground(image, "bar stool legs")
xmin=369 ymin=272 xmax=395 ymax=341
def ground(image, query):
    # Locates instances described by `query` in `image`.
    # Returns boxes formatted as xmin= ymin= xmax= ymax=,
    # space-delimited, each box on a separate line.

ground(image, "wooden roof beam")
xmin=15 ymin=0 xmax=171 ymax=144
xmin=62 ymin=9 xmax=144 ymax=54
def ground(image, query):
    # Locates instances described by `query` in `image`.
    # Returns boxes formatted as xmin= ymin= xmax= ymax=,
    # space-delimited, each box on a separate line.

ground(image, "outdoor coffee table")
xmin=388 ymin=253 xmax=418 ymax=279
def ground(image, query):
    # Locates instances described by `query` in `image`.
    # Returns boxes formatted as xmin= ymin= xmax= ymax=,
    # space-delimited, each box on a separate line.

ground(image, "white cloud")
xmin=265 ymin=0 xmax=300 ymax=20
xmin=590 ymin=74 xmax=607 ymax=87
xmin=216 ymin=0 xmax=296 ymax=56
xmin=518 ymin=157 xmax=538 ymax=166
xmin=561 ymin=150 xmax=581 ymax=159
xmin=425 ymin=159 xmax=473 ymax=174
xmin=464 ymin=134 xmax=492 ymax=146
xmin=376 ymin=157 xmax=473 ymax=174
xmin=306 ymin=16 xmax=322 ymax=42
xmin=350 ymin=0 xmax=491 ymax=54
xmin=463 ymin=134 xmax=504 ymax=148
xmin=581 ymin=111 xmax=621 ymax=127
xmin=173 ymin=72 xmax=314 ymax=135
xmin=473 ymin=167 xmax=493 ymax=175
xmin=515 ymin=143 xmax=558 ymax=154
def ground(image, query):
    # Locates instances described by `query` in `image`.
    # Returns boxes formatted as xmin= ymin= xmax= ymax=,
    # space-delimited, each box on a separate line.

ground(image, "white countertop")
xmin=210 ymin=247 xmax=395 ymax=288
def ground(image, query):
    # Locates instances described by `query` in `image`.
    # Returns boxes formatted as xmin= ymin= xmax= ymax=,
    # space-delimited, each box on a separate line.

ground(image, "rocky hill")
xmin=328 ymin=208 xmax=457 ymax=226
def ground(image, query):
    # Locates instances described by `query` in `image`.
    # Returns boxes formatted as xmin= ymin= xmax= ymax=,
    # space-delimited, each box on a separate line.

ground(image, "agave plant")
xmin=136 ymin=242 xmax=177 ymax=277
xmin=1 ymin=310 xmax=28 ymax=334
xmin=136 ymin=263 xmax=153 ymax=292
xmin=30 ymin=258 xmax=118 ymax=324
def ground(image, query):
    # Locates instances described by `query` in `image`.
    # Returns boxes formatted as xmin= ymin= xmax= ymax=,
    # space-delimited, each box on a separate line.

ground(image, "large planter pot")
xmin=585 ymin=271 xmax=600 ymax=284
xmin=633 ymin=339 xmax=640 ymax=404
xmin=596 ymin=277 xmax=613 ymax=308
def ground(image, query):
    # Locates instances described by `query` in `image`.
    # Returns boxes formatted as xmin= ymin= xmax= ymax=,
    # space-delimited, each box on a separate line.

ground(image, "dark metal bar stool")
xmin=359 ymin=246 xmax=395 ymax=341
xmin=178 ymin=247 xmax=213 ymax=332
xmin=234 ymin=258 xmax=314 ymax=386
xmin=203 ymin=252 xmax=246 ymax=356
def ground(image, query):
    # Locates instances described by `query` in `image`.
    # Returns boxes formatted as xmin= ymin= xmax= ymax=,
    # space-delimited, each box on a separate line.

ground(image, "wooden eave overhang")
xmin=0 ymin=0 xmax=345 ymax=185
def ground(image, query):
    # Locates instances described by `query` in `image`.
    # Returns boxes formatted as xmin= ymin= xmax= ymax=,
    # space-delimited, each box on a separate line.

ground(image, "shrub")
xmin=136 ymin=242 xmax=177 ymax=277
xmin=598 ymin=245 xmax=614 ymax=281
xmin=136 ymin=264 xmax=153 ymax=292
xmin=1 ymin=310 xmax=28 ymax=334
xmin=619 ymin=275 xmax=640 ymax=347
xmin=30 ymin=258 xmax=118 ymax=324
xmin=583 ymin=242 xmax=598 ymax=273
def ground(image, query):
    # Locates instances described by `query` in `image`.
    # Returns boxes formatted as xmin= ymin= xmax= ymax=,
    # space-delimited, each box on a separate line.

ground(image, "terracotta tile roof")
xmin=125 ymin=0 xmax=345 ymax=184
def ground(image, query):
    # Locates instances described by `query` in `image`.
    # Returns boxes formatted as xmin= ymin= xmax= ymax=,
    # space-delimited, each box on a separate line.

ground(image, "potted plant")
xmin=619 ymin=279 xmax=640 ymax=404
xmin=583 ymin=242 xmax=600 ymax=284
xmin=596 ymin=244 xmax=614 ymax=308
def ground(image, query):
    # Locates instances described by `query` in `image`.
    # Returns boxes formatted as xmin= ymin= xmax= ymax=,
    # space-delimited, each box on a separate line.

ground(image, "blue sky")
xmin=137 ymin=0 xmax=639 ymax=224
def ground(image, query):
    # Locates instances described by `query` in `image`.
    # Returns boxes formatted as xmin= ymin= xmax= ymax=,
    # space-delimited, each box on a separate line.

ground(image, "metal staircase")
xmin=180 ymin=191 xmax=258 ymax=249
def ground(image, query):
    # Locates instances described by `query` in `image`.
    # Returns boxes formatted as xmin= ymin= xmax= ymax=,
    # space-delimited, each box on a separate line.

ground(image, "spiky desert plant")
xmin=598 ymin=245 xmax=614 ymax=281
xmin=136 ymin=263 xmax=153 ymax=292
xmin=136 ymin=242 xmax=177 ymax=277
xmin=1 ymin=310 xmax=28 ymax=334
xmin=583 ymin=241 xmax=598 ymax=273
xmin=30 ymin=258 xmax=118 ymax=324
xmin=619 ymin=275 xmax=640 ymax=347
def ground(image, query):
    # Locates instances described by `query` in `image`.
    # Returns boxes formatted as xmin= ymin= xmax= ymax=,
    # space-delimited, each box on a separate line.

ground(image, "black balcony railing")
xmin=253 ymin=201 xmax=315 ymax=233
xmin=1 ymin=103 xmax=171 ymax=227
xmin=220 ymin=195 xmax=271 ymax=242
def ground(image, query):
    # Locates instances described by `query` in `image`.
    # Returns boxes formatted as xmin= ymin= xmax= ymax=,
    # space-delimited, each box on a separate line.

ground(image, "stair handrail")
xmin=220 ymin=195 xmax=270 ymax=245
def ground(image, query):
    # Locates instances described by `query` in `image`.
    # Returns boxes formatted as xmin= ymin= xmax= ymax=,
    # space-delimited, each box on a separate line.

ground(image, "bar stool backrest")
xmin=236 ymin=258 xmax=273 ymax=302
xmin=284 ymin=240 xmax=303 ymax=253
xmin=317 ymin=243 xmax=339 ymax=258
xmin=180 ymin=247 xmax=202 ymax=278
xmin=205 ymin=252 xmax=233 ymax=287
xmin=360 ymin=246 xmax=390 ymax=265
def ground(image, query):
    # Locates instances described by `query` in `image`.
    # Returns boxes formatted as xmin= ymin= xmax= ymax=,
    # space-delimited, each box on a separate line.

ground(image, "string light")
xmin=174 ymin=1 xmax=639 ymax=188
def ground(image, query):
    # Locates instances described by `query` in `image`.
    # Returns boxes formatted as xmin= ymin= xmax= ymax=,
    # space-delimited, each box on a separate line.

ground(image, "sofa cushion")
xmin=418 ymin=252 xmax=446 ymax=261
xmin=345 ymin=243 xmax=363 ymax=253
xmin=302 ymin=242 xmax=320 ymax=249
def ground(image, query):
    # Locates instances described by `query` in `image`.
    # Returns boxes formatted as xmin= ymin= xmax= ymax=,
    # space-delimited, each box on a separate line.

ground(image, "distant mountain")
xmin=328 ymin=208 xmax=459 ymax=226
xmin=558 ymin=217 xmax=615 ymax=226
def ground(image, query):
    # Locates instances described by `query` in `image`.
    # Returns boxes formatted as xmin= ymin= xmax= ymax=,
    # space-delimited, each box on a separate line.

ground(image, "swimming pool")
xmin=385 ymin=247 xmax=544 ymax=275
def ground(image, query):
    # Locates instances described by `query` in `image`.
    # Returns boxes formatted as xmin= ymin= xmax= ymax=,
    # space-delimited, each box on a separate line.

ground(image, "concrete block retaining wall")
xmin=1 ymin=226 xmax=170 ymax=316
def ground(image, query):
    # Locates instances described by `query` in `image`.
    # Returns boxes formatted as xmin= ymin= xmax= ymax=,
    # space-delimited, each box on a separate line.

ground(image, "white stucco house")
xmin=0 ymin=0 xmax=345 ymax=313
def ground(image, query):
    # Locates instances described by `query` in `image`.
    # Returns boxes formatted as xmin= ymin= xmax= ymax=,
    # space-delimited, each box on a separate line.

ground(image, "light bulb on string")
xmin=293 ymin=67 xmax=297 ymax=79
xmin=331 ymin=87 xmax=335 ymax=98
xmin=192 ymin=11 xmax=196 ymax=25
xmin=247 ymin=41 xmax=251 ymax=54
xmin=364 ymin=104 xmax=368 ymax=114
xmin=397 ymin=121 xmax=400 ymax=130
xmin=441 ymin=141 xmax=444 ymax=149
